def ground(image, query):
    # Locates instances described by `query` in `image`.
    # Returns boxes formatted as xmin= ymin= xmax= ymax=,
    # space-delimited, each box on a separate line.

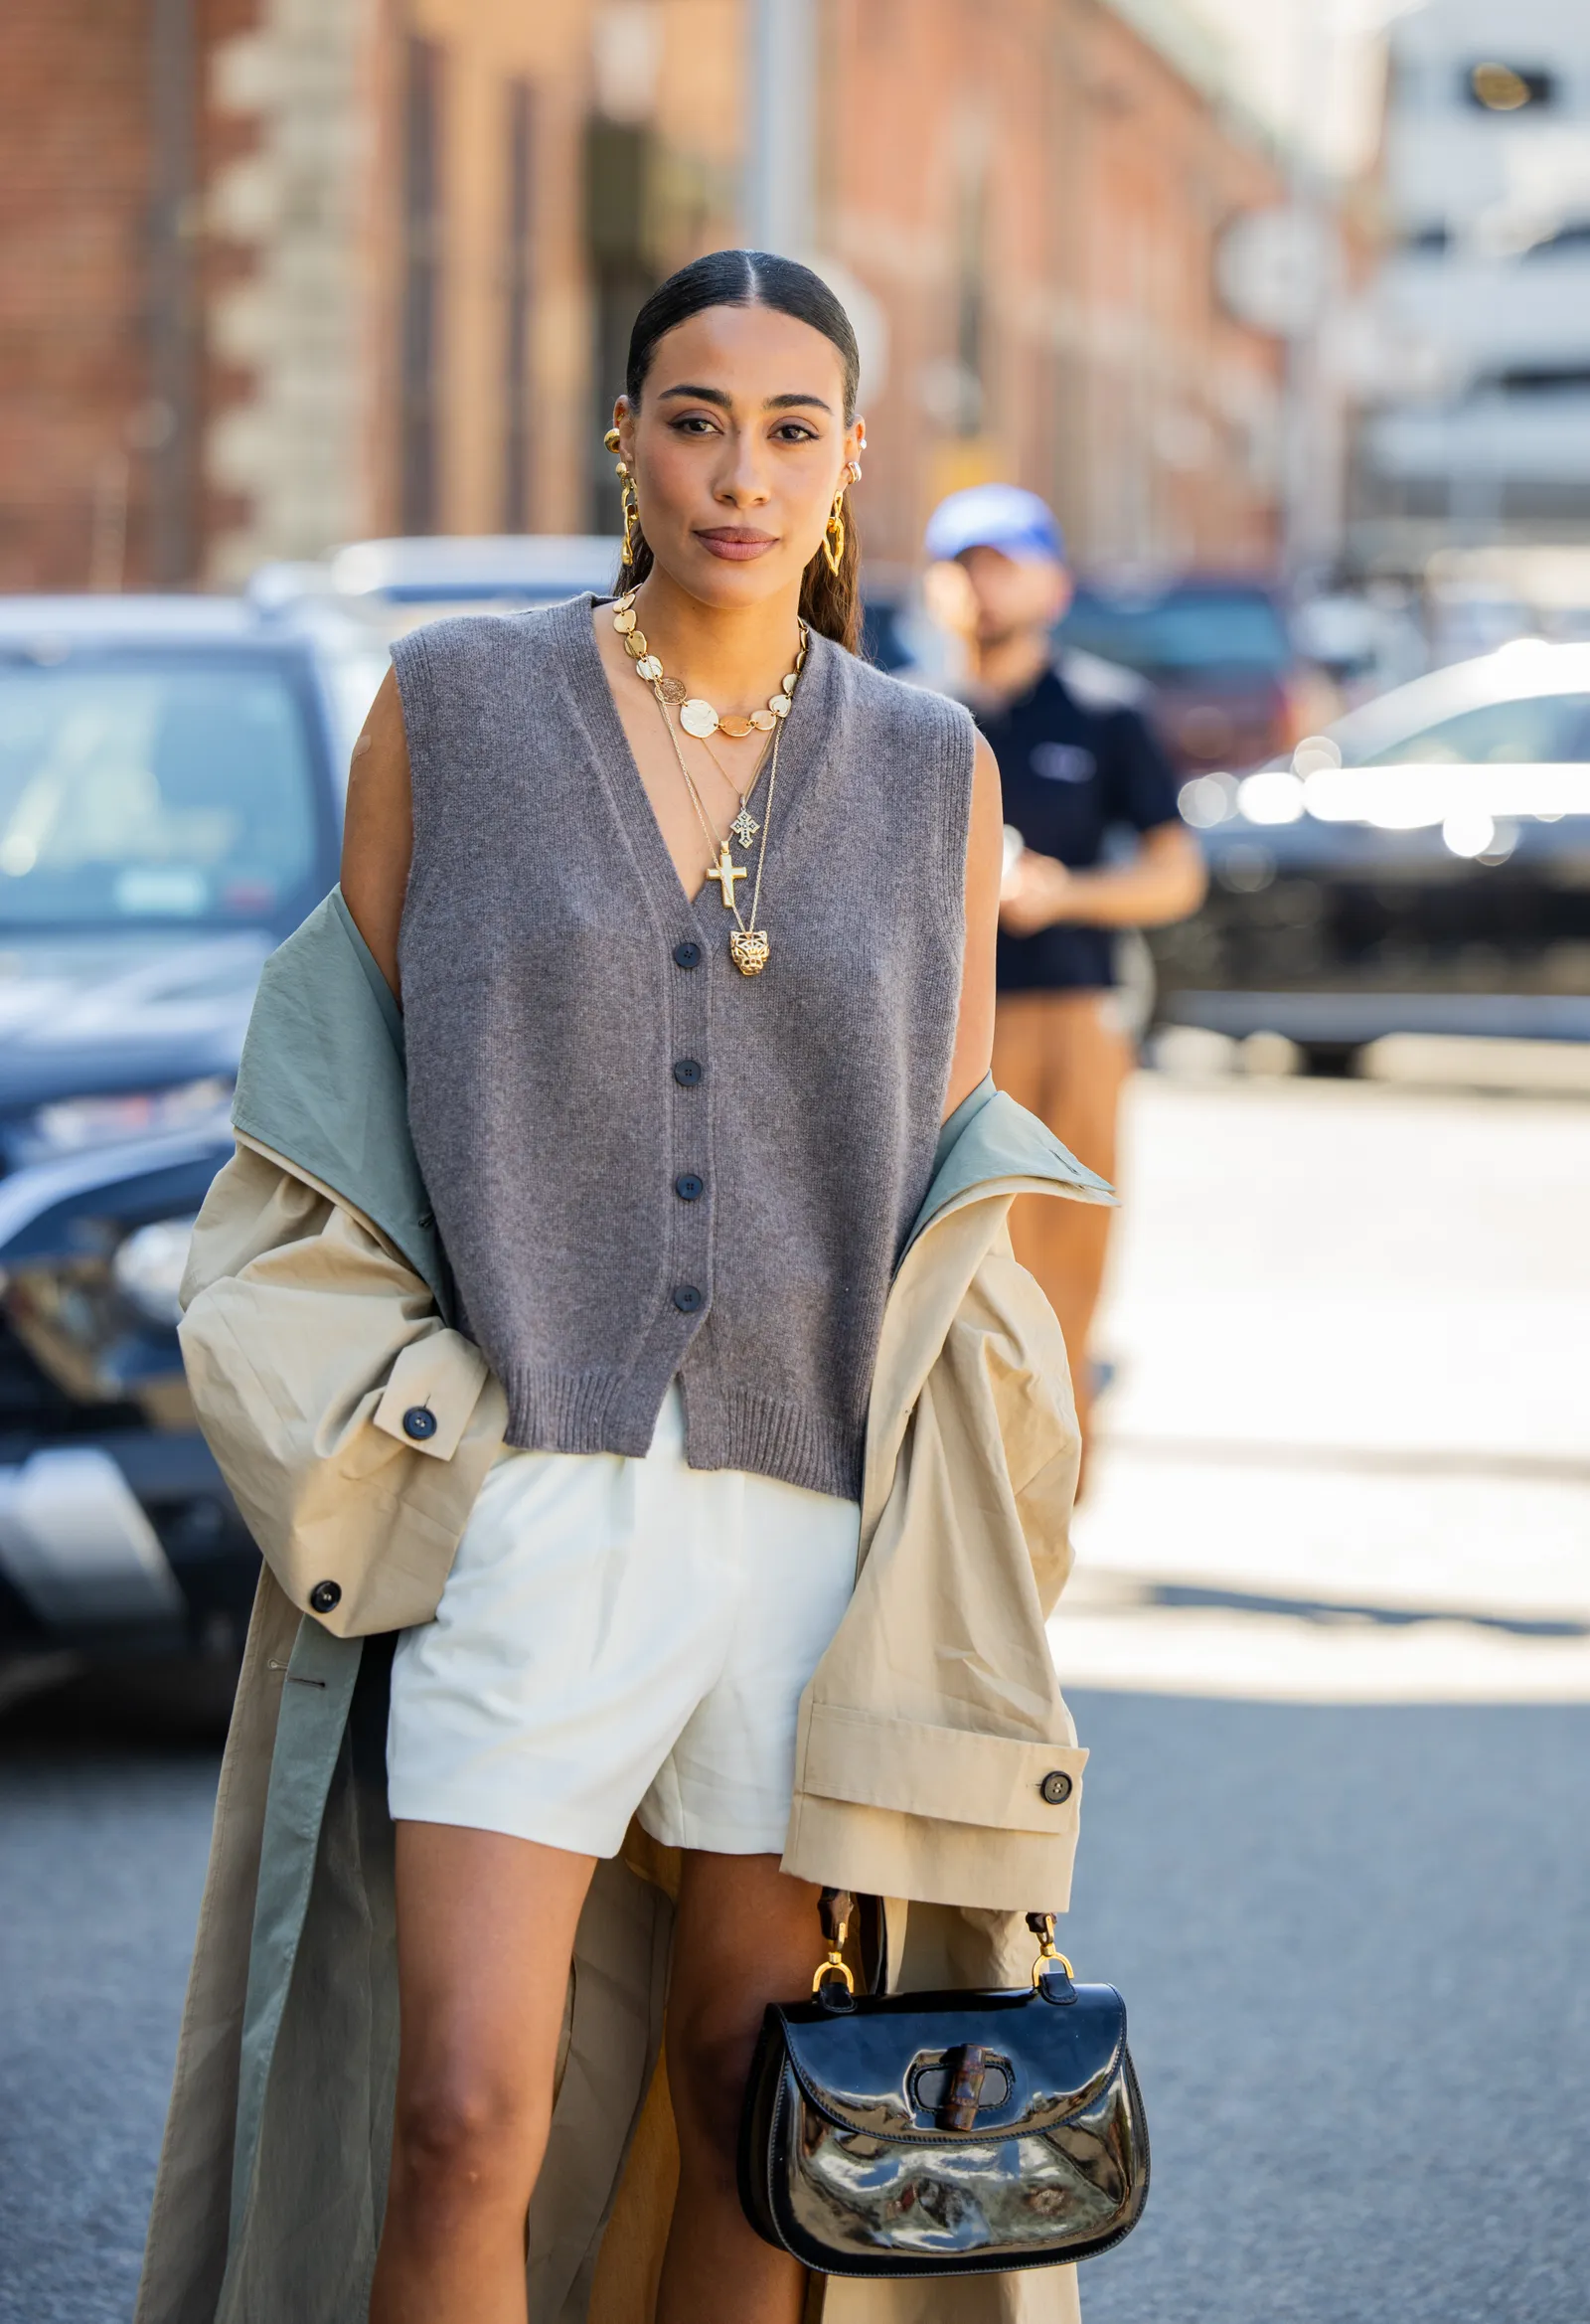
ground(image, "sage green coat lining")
xmin=232 ymin=889 xmax=447 ymax=1312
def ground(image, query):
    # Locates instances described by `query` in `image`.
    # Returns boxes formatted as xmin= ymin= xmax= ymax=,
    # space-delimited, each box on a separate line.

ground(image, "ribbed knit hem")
xmin=501 ymin=1365 xmax=649 ymax=1457
xmin=707 ymin=1384 xmax=862 ymax=1503
xmin=499 ymin=1364 xmax=863 ymax=1503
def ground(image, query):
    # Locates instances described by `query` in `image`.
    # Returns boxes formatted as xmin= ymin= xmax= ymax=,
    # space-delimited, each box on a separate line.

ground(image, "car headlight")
xmin=14 ymin=1077 xmax=234 ymax=1164
xmin=112 ymin=1216 xmax=200 ymax=1327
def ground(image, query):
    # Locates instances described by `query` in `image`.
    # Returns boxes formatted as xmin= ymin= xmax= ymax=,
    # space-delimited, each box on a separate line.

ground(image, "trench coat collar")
xmin=231 ymin=887 xmax=449 ymax=1312
xmin=905 ymin=1074 xmax=1115 ymax=1262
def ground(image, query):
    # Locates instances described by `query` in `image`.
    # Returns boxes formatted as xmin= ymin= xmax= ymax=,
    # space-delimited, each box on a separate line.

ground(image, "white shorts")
xmin=387 ymin=1386 xmax=861 ymax=1856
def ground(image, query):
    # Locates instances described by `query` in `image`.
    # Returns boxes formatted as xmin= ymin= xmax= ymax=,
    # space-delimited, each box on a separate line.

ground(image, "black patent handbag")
xmin=737 ymin=1891 xmax=1149 ymax=2278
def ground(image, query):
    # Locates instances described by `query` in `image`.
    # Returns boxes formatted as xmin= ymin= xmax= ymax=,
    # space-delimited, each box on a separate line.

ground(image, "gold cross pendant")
xmin=706 ymin=842 xmax=746 ymax=908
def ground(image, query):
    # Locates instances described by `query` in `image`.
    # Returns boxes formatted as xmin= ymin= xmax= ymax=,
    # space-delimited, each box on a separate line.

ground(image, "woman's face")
xmin=615 ymin=302 xmax=864 ymax=609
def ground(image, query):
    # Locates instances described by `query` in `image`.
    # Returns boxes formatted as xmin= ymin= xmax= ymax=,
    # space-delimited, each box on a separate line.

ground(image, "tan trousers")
xmin=990 ymin=989 xmax=1133 ymax=1454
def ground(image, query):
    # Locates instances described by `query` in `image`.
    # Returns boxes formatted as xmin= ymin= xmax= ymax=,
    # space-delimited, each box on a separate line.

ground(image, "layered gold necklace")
xmin=612 ymin=586 xmax=806 ymax=976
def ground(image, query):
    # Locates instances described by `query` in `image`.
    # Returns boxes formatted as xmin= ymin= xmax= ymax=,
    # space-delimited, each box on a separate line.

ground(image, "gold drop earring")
xmin=822 ymin=459 xmax=862 ymax=578
xmin=603 ymin=425 xmax=641 ymax=564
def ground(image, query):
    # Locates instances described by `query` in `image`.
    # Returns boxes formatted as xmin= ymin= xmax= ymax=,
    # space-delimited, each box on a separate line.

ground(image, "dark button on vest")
xmin=672 ymin=1283 xmax=705 ymax=1314
xmin=673 ymin=1058 xmax=703 ymax=1087
xmin=675 ymin=1173 xmax=703 ymax=1202
xmin=673 ymin=940 xmax=702 ymax=969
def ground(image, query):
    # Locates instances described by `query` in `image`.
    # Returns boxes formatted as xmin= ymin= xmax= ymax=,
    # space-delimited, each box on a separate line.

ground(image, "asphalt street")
xmin=0 ymin=1689 xmax=218 ymax=2324
xmin=3 ymin=1072 xmax=1588 ymax=2323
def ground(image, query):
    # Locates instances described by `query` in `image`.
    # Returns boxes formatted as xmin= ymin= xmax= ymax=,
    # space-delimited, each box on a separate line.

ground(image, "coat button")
xmin=1038 ymin=1769 xmax=1073 ymax=1806
xmin=402 ymin=1406 xmax=438 ymax=1441
xmin=309 ymin=1578 xmax=342 ymax=1614
xmin=675 ymin=1173 xmax=704 ymax=1202
xmin=673 ymin=940 xmax=702 ymax=969
xmin=672 ymin=1283 xmax=705 ymax=1313
xmin=673 ymin=1058 xmax=704 ymax=1087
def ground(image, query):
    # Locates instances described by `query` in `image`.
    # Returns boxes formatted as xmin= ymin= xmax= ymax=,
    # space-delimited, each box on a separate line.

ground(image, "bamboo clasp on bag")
xmin=939 ymin=2042 xmax=991 ymax=2130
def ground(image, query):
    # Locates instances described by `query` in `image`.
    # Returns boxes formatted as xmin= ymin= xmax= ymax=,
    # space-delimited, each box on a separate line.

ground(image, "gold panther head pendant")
xmin=728 ymin=928 xmax=770 ymax=976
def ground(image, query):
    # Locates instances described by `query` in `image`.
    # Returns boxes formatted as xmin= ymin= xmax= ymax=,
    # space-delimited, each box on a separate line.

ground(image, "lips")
xmin=696 ymin=527 xmax=779 ymax=563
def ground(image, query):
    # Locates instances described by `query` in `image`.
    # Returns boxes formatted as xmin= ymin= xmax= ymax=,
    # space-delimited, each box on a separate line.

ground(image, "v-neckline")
xmin=559 ymin=593 xmax=830 ymax=931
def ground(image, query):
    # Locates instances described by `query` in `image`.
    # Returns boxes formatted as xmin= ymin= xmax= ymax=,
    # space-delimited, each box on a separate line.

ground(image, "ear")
xmin=842 ymin=413 xmax=867 ymax=487
xmin=613 ymin=395 xmax=636 ymax=467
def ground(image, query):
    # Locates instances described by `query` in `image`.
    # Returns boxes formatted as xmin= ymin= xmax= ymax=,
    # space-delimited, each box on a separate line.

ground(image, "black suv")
xmin=0 ymin=594 xmax=381 ymax=1696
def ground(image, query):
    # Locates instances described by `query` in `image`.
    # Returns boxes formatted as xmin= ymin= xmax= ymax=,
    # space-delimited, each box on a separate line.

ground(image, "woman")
xmin=138 ymin=254 xmax=1105 ymax=2324
xmin=339 ymin=249 xmax=1002 ymax=2323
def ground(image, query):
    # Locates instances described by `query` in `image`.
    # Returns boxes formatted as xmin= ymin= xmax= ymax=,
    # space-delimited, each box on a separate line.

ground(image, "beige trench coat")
xmin=135 ymin=894 xmax=1113 ymax=2324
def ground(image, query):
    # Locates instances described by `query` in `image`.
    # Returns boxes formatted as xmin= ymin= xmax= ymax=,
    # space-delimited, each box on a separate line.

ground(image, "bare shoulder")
xmin=966 ymin=731 xmax=1004 ymax=896
xmin=339 ymin=665 xmax=411 ymax=999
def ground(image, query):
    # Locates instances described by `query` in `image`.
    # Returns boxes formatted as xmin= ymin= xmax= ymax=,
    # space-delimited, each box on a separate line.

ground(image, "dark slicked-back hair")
xmin=616 ymin=249 xmax=862 ymax=651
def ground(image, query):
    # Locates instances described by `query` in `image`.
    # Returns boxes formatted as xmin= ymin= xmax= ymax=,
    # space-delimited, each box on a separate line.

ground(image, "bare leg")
xmin=369 ymin=1822 xmax=595 ymax=2324
xmin=992 ymin=988 xmax=1132 ymax=1469
xmin=656 ymin=1851 xmax=824 ymax=2324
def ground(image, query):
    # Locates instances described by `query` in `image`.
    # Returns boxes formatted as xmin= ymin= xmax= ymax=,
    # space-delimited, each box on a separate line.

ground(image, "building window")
xmin=584 ymin=115 xmax=657 ymax=532
xmin=400 ymin=37 xmax=444 ymax=534
xmin=503 ymin=81 xmax=536 ymax=533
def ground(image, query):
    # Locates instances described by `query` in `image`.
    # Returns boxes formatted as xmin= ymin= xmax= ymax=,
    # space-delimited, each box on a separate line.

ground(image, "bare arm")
xmin=339 ymin=667 xmax=413 ymax=1000
xmin=999 ymin=819 xmax=1206 ymax=937
xmin=943 ymin=734 xmax=1004 ymax=1116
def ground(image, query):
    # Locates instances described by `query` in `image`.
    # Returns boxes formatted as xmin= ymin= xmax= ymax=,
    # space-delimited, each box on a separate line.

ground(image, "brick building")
xmin=0 ymin=1 xmax=192 ymax=591
xmin=0 ymin=0 xmax=1286 ymax=592
xmin=825 ymin=0 xmax=1287 ymax=570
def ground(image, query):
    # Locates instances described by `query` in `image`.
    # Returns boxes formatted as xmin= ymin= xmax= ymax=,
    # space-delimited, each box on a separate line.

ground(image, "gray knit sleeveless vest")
xmin=393 ymin=594 xmax=975 ymax=1500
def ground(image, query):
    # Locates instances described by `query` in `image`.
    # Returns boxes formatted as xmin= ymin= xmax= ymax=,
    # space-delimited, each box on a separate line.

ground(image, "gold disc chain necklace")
xmin=612 ymin=586 xmax=805 ymax=976
xmin=612 ymin=584 xmax=805 ymax=738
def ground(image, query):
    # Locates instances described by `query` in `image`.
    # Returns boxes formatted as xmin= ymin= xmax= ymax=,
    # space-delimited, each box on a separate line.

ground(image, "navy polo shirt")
xmin=977 ymin=664 xmax=1182 ymax=993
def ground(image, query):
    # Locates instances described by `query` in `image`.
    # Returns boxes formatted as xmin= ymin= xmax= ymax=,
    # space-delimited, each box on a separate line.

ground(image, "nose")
xmin=716 ymin=427 xmax=771 ymax=510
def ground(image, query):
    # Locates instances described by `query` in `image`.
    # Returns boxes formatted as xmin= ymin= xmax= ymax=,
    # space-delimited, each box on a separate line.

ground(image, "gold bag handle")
xmin=1025 ymin=1910 xmax=1075 ymax=1987
xmin=811 ymin=1894 xmax=1073 ymax=1998
xmin=813 ymin=1886 xmax=857 ymax=1997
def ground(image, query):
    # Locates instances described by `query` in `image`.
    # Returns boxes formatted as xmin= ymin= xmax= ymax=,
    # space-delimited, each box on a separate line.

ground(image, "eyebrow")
xmin=656 ymin=384 xmax=835 ymax=415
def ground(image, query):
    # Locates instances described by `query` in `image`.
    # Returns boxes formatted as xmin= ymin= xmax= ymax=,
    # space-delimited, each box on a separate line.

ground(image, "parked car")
xmin=0 ymin=593 xmax=384 ymax=1693
xmin=1154 ymin=638 xmax=1590 ymax=1064
xmin=249 ymin=533 xmax=623 ymax=632
xmin=257 ymin=533 xmax=924 ymax=670
xmin=1055 ymin=575 xmax=1325 ymax=773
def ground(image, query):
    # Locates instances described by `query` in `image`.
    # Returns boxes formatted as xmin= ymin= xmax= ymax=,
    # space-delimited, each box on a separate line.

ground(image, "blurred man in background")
xmin=925 ymin=484 xmax=1206 ymax=1457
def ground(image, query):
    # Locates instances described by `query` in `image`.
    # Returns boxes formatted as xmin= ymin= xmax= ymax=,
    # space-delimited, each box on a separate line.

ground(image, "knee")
xmin=668 ymin=2002 xmax=759 ymax=2183
xmin=391 ymin=2069 xmax=548 ymax=2220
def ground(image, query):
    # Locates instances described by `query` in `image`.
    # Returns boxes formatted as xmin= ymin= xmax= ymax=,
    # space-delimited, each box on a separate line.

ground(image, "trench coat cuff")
xmin=372 ymin=1330 xmax=493 ymax=1460
xmin=782 ymin=1704 xmax=1087 ymax=1913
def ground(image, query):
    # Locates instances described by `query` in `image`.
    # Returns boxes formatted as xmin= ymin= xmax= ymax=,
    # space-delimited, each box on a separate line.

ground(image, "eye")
xmin=669 ymin=413 xmax=720 ymax=435
xmin=771 ymin=420 xmax=820 ymax=443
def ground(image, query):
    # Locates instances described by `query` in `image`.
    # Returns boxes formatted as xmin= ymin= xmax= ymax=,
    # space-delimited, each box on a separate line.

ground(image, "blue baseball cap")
xmin=924 ymin=483 xmax=1066 ymax=567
